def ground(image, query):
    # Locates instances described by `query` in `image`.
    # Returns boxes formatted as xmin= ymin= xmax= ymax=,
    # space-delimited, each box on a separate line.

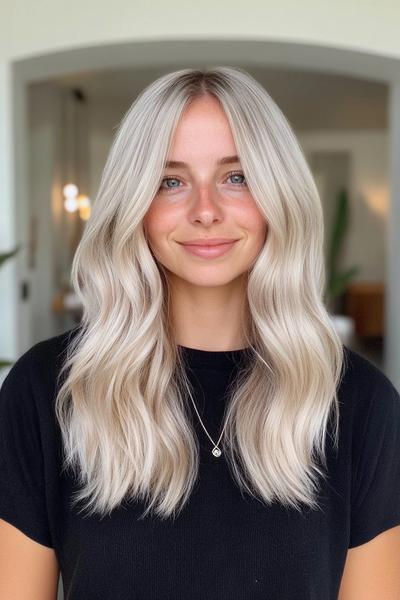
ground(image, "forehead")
xmin=164 ymin=155 xmax=241 ymax=169
xmin=166 ymin=97 xmax=238 ymax=161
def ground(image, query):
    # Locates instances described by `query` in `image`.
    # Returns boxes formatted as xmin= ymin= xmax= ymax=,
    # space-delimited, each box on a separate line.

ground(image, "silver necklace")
xmin=189 ymin=394 xmax=227 ymax=457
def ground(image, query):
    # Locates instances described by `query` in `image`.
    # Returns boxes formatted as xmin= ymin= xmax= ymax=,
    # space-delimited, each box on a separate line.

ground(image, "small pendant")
xmin=212 ymin=447 xmax=222 ymax=457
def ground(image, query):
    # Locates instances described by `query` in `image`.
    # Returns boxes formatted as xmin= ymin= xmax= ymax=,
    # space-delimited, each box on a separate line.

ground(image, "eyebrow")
xmin=164 ymin=155 xmax=241 ymax=169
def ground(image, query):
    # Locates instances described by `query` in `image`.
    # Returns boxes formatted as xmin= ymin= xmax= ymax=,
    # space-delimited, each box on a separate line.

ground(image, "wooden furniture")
xmin=344 ymin=282 xmax=384 ymax=337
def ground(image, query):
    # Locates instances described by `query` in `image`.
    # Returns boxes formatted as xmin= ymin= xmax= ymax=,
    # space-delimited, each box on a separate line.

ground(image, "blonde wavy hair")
xmin=56 ymin=66 xmax=345 ymax=522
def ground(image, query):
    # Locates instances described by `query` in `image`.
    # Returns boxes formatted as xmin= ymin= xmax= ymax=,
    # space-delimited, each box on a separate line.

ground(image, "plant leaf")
xmin=327 ymin=188 xmax=348 ymax=273
xmin=328 ymin=266 xmax=361 ymax=298
xmin=0 ymin=246 xmax=20 ymax=268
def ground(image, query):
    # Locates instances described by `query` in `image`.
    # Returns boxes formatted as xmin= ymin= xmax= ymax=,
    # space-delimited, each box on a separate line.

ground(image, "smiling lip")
xmin=180 ymin=238 xmax=238 ymax=246
xmin=179 ymin=239 xmax=238 ymax=258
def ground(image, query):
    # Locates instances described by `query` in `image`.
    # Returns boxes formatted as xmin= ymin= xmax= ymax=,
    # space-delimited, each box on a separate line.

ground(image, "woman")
xmin=1 ymin=66 xmax=399 ymax=599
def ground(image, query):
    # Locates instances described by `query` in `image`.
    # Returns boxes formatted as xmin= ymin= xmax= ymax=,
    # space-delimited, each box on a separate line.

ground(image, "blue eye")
xmin=226 ymin=170 xmax=247 ymax=186
xmin=159 ymin=170 xmax=247 ymax=193
xmin=160 ymin=177 xmax=182 ymax=191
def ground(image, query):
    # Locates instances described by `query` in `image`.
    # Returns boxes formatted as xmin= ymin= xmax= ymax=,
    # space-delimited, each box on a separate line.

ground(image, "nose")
xmin=189 ymin=185 xmax=224 ymax=225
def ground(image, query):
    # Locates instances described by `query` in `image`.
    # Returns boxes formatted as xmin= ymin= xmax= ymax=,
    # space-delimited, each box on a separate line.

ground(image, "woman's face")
xmin=143 ymin=95 xmax=267 ymax=289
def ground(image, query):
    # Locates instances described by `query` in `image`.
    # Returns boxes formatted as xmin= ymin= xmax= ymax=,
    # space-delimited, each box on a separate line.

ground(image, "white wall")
xmin=2 ymin=1 xmax=400 ymax=61
xmin=29 ymin=83 xmax=59 ymax=341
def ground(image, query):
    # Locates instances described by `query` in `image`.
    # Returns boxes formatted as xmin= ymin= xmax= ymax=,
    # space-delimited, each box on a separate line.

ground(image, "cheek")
xmin=144 ymin=205 xmax=175 ymax=239
xmin=237 ymin=203 xmax=268 ymax=238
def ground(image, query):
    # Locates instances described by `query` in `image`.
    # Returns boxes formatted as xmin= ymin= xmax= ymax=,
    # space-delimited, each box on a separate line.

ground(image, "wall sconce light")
xmin=63 ymin=183 xmax=91 ymax=220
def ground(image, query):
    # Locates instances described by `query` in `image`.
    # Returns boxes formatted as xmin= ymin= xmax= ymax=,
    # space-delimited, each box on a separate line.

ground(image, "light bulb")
xmin=63 ymin=183 xmax=79 ymax=198
xmin=78 ymin=194 xmax=91 ymax=220
xmin=77 ymin=194 xmax=90 ymax=207
xmin=64 ymin=197 xmax=78 ymax=212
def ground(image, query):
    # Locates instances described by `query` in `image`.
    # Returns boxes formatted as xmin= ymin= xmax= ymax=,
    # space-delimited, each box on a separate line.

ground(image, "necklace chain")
xmin=189 ymin=394 xmax=226 ymax=458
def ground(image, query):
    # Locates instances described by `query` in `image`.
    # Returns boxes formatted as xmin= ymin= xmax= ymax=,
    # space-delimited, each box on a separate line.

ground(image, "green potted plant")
xmin=0 ymin=246 xmax=20 ymax=368
xmin=324 ymin=187 xmax=360 ymax=344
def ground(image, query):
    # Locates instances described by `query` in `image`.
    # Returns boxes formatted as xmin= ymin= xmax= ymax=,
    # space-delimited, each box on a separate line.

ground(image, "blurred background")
xmin=1 ymin=4 xmax=400 ymax=395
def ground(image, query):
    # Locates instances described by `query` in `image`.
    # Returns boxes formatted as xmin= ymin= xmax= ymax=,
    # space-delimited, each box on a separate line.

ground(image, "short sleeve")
xmin=0 ymin=349 xmax=53 ymax=548
xmin=349 ymin=370 xmax=400 ymax=548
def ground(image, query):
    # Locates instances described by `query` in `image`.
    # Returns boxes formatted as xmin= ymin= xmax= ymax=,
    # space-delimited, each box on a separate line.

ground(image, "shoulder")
xmin=339 ymin=346 xmax=400 ymax=474
xmin=0 ymin=326 xmax=81 ymax=405
xmin=340 ymin=345 xmax=400 ymax=411
xmin=24 ymin=326 xmax=80 ymax=368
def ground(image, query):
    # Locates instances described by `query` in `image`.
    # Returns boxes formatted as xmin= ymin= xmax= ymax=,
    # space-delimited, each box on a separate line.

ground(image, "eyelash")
xmin=159 ymin=170 xmax=247 ymax=193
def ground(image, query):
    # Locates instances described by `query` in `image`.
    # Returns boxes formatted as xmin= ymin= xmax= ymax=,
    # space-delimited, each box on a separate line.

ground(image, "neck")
xmin=168 ymin=274 xmax=250 ymax=351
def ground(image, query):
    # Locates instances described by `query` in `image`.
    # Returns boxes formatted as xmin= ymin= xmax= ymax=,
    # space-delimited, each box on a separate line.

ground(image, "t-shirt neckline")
xmin=178 ymin=344 xmax=252 ymax=370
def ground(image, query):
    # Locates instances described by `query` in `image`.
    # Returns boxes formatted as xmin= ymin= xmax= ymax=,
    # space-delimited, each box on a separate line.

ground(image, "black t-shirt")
xmin=1 ymin=327 xmax=400 ymax=599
